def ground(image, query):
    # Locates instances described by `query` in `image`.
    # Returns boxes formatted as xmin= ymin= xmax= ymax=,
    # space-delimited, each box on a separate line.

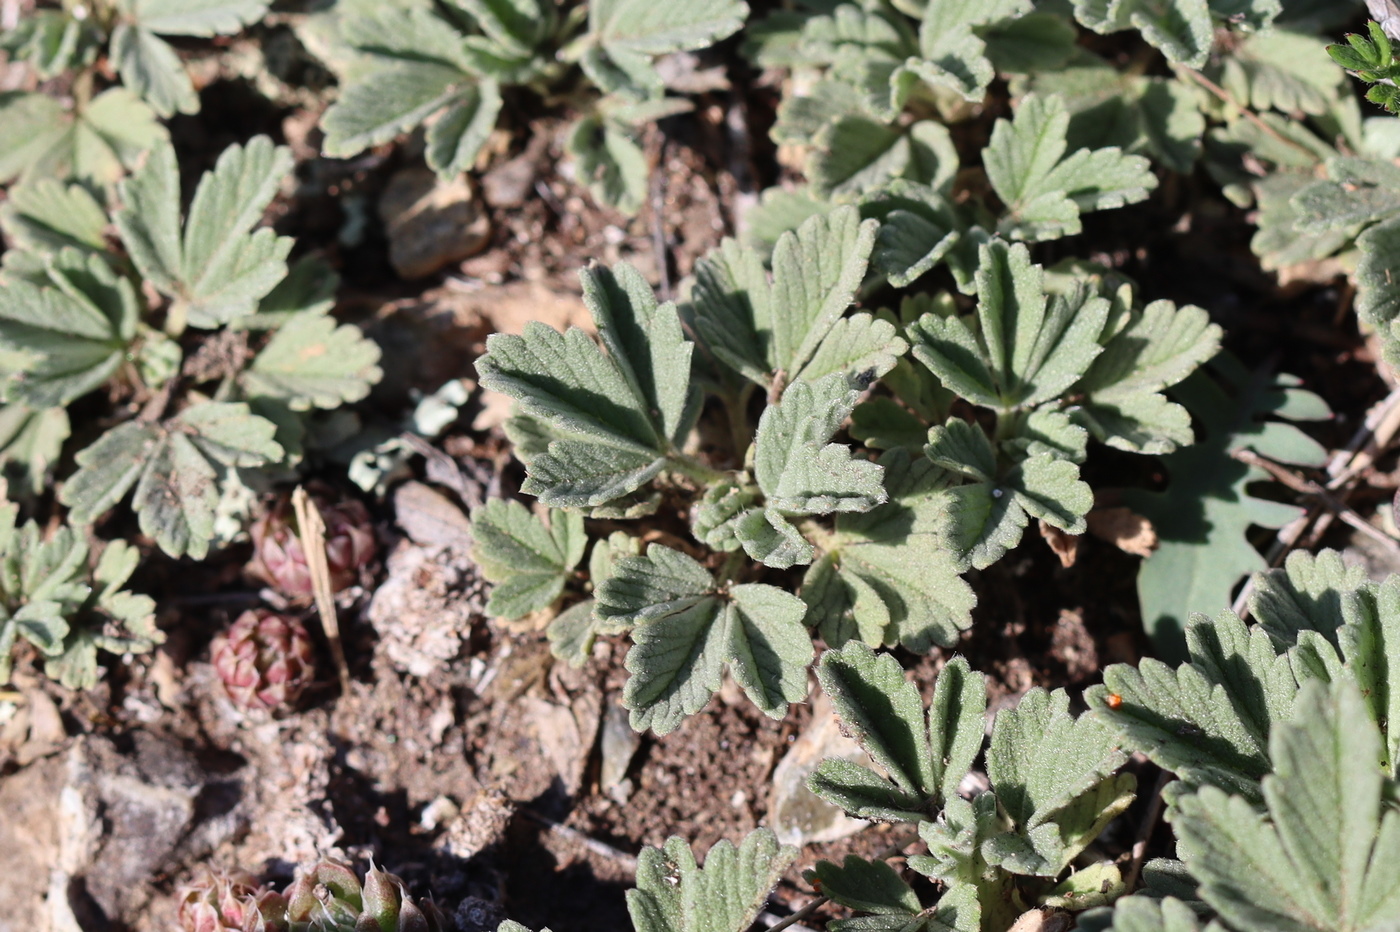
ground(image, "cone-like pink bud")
xmin=248 ymin=494 xmax=377 ymax=600
xmin=210 ymin=609 xmax=316 ymax=712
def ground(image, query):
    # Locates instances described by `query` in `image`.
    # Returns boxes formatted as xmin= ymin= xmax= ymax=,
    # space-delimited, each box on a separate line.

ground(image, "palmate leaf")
xmin=984 ymin=94 xmax=1156 ymax=242
xmin=0 ymin=180 xmax=108 ymax=259
xmin=983 ymin=688 xmax=1135 ymax=877
xmin=801 ymin=448 xmax=975 ymax=651
xmin=318 ymin=3 xmax=501 ymax=175
xmin=0 ymin=404 xmax=70 ymax=499
xmin=470 ymin=499 xmax=587 ymax=619
xmin=1089 ymin=608 xmax=1299 ymax=803
xmin=0 ymin=249 xmax=139 ymax=409
xmin=913 ymin=0 xmax=1031 ymax=101
xmin=584 ymin=0 xmax=748 ymax=99
xmin=0 ymin=505 xmax=158 ymax=689
xmin=808 ymin=642 xmax=986 ymax=823
xmin=1174 ymin=679 xmax=1400 ymax=932
xmin=478 ymin=262 xmax=700 ymax=510
xmin=908 ymin=240 xmax=1110 ymax=411
xmin=1070 ymin=0 xmax=1216 ymax=67
xmin=241 ymin=310 xmax=382 ymax=410
xmin=732 ymin=373 xmax=885 ymax=568
xmin=565 ymin=116 xmax=649 ymax=215
xmin=111 ymin=0 xmax=269 ymax=117
xmin=689 ymin=206 xmax=884 ymax=390
xmin=626 ymin=828 xmax=797 ymax=932
xmin=0 ymin=88 xmax=165 ymax=188
xmin=116 ymin=136 xmax=293 ymax=330
xmin=44 ymin=539 xmax=159 ymax=690
xmin=1027 ymin=50 xmax=1206 ymax=175
xmin=598 ymin=544 xmax=810 ymax=734
xmin=60 ymin=402 xmax=283 ymax=559
xmin=1123 ymin=355 xmax=1329 ymax=656
xmin=926 ymin=418 xmax=1092 ymax=569
xmin=1070 ymin=296 xmax=1222 ymax=454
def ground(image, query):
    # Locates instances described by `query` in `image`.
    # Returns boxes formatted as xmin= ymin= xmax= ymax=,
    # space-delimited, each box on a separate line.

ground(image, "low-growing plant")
xmin=498 ymin=826 xmax=796 ymax=932
xmin=0 ymin=135 xmax=383 ymax=561
xmin=471 ymin=201 xmax=1219 ymax=733
xmin=787 ymin=549 xmax=1400 ymax=931
xmin=0 ymin=0 xmax=271 ymax=188
xmin=0 ymin=495 xmax=157 ymax=689
xmin=300 ymin=0 xmax=749 ymax=213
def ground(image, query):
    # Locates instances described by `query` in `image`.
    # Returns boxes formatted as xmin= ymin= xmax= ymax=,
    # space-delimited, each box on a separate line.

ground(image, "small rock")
xmin=767 ymin=691 xmax=871 ymax=846
xmin=369 ymin=539 xmax=484 ymax=677
xmin=480 ymin=152 xmax=537 ymax=209
xmin=378 ymin=168 xmax=491 ymax=279
xmin=436 ymin=787 xmax=515 ymax=861
xmin=599 ymin=703 xmax=640 ymax=805
xmin=393 ymin=481 xmax=473 ymax=551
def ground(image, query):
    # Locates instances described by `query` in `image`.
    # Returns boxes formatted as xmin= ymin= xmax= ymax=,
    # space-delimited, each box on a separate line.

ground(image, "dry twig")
xmin=292 ymin=487 xmax=351 ymax=696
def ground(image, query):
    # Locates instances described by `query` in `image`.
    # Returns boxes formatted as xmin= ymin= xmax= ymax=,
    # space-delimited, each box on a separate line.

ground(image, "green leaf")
xmin=1124 ymin=355 xmax=1330 ymax=656
xmin=908 ymin=240 xmax=1110 ymax=410
xmin=116 ymin=136 xmax=294 ymax=330
xmin=478 ymin=262 xmax=699 ymax=509
xmin=1071 ymin=298 xmax=1222 ymax=454
xmin=470 ymin=499 xmax=587 ymax=619
xmin=984 ymin=94 xmax=1157 ymax=242
xmin=0 ymin=249 xmax=139 ymax=409
xmin=587 ymin=0 xmax=748 ymax=82
xmin=927 ymin=418 xmax=1092 ymax=568
xmin=689 ymin=205 xmax=879 ymax=390
xmin=0 ymin=405 xmax=70 ymax=499
xmin=111 ymin=24 xmax=199 ymax=117
xmin=602 ymin=545 xmax=810 ymax=734
xmin=0 ymin=88 xmax=165 ymax=188
xmin=125 ymin=0 xmax=269 ymax=36
xmin=913 ymin=0 xmax=1031 ymax=101
xmin=565 ymin=117 xmax=650 ymax=215
xmin=626 ymin=828 xmax=797 ymax=932
xmin=60 ymin=402 xmax=282 ymax=559
xmin=1071 ymin=0 xmax=1214 ymax=67
xmin=753 ymin=373 xmax=885 ymax=515
xmin=801 ymin=448 xmax=975 ymax=651
xmin=1174 ymin=679 xmax=1400 ymax=932
xmin=241 ymin=310 xmax=383 ymax=410
xmin=0 ymin=180 xmax=108 ymax=258
xmin=984 ymin=687 xmax=1135 ymax=875
xmin=1090 ymin=608 xmax=1299 ymax=802
xmin=322 ymin=63 xmax=468 ymax=159
xmin=1355 ymin=216 xmax=1400 ymax=370
xmin=426 ymin=81 xmax=504 ymax=177
xmin=812 ymin=642 xmax=986 ymax=822
xmin=806 ymin=856 xmax=920 ymax=915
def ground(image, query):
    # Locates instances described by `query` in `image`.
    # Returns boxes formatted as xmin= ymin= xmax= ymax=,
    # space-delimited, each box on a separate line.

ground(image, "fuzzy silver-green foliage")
xmin=0 ymin=0 xmax=267 ymax=188
xmin=309 ymin=0 xmax=746 ymax=211
xmin=497 ymin=828 xmax=795 ymax=932
xmin=1083 ymin=676 xmax=1400 ymax=932
xmin=1091 ymin=548 xmax=1400 ymax=799
xmin=478 ymin=201 xmax=1217 ymax=732
xmin=0 ymin=136 xmax=382 ymax=559
xmin=0 ymin=502 xmax=158 ymax=690
xmin=806 ymin=641 xmax=1134 ymax=930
